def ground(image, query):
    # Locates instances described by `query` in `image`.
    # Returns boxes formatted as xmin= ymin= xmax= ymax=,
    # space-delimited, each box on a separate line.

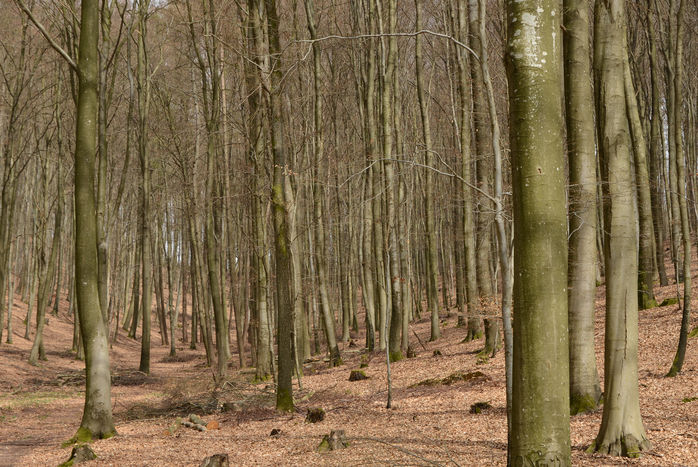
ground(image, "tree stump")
xmin=306 ymin=407 xmax=325 ymax=423
xmin=200 ymin=454 xmax=229 ymax=467
xmin=470 ymin=401 xmax=492 ymax=414
xmin=348 ymin=370 xmax=368 ymax=381
xmin=317 ymin=430 xmax=349 ymax=452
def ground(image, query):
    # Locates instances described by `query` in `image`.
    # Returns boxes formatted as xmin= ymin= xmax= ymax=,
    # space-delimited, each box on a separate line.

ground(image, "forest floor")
xmin=0 ymin=276 xmax=697 ymax=466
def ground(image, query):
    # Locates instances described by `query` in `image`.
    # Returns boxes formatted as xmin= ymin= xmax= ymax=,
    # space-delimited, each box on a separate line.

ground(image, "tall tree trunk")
xmin=72 ymin=0 xmax=116 ymax=440
xmin=29 ymin=153 xmax=63 ymax=364
xmin=415 ymin=0 xmax=440 ymax=343
xmin=667 ymin=0 xmax=690 ymax=378
xmin=508 ymin=0 xmax=570 ymax=463
xmin=564 ymin=0 xmax=602 ymax=415
xmin=305 ymin=0 xmax=342 ymax=366
xmin=380 ymin=0 xmax=403 ymax=363
xmin=455 ymin=0 xmax=481 ymax=345
xmin=624 ymin=53 xmax=657 ymax=310
xmin=136 ymin=0 xmax=152 ymax=375
xmin=646 ymin=0 xmax=669 ymax=287
xmin=591 ymin=0 xmax=650 ymax=456
xmin=260 ymin=0 xmax=294 ymax=412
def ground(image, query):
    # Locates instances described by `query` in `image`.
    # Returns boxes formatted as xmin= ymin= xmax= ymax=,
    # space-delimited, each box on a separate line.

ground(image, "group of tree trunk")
xmin=1 ymin=0 xmax=695 ymax=459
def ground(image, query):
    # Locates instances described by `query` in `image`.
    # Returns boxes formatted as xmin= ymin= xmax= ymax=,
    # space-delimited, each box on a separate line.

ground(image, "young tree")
xmin=507 ymin=0 xmax=570 ymax=463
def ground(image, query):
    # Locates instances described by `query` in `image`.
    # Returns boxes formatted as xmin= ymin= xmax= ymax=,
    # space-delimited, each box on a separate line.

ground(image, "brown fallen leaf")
xmin=206 ymin=420 xmax=220 ymax=430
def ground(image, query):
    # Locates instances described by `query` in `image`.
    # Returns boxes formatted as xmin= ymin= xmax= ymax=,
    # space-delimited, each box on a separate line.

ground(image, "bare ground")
xmin=0 ymin=277 xmax=696 ymax=466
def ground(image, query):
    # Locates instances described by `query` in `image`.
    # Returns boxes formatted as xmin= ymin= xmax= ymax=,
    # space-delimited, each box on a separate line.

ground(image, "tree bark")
xmin=667 ymin=0 xmax=690 ymax=378
xmin=507 ymin=0 xmax=570 ymax=463
xmin=591 ymin=0 xmax=650 ymax=456
xmin=72 ymin=0 xmax=116 ymax=440
xmin=564 ymin=0 xmax=602 ymax=415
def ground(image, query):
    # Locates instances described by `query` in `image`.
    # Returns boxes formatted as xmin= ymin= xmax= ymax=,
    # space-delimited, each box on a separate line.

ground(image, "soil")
xmin=0 ymin=277 xmax=696 ymax=466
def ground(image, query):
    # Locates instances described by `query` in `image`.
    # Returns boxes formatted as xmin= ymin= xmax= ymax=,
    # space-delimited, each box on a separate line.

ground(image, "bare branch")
xmin=14 ymin=0 xmax=78 ymax=72
xmin=295 ymin=29 xmax=480 ymax=61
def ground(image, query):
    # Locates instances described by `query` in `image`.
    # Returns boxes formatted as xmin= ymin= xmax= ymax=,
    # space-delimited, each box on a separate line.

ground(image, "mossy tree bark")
xmin=73 ymin=0 xmax=116 ymax=440
xmin=591 ymin=0 xmax=650 ymax=456
xmin=507 ymin=0 xmax=570 ymax=463
xmin=260 ymin=0 xmax=294 ymax=412
xmin=563 ymin=0 xmax=602 ymax=415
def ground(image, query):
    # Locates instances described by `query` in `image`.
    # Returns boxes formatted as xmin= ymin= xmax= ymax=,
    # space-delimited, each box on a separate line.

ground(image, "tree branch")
xmin=14 ymin=0 xmax=78 ymax=72
xmin=295 ymin=29 xmax=479 ymax=61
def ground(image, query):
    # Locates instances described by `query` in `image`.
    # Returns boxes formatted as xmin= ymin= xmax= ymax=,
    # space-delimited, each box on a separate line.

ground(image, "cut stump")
xmin=318 ymin=430 xmax=349 ymax=452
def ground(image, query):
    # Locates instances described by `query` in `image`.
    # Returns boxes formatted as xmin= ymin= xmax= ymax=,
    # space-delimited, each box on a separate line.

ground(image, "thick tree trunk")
xmin=507 ymin=0 xmax=570 ymax=463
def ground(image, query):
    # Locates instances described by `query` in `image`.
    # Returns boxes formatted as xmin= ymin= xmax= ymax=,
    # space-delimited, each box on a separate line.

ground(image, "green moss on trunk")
xmin=570 ymin=393 xmax=600 ymax=415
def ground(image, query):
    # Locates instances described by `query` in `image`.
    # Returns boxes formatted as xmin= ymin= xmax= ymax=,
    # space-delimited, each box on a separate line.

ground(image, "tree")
xmin=564 ymin=0 xmax=601 ymax=415
xmin=71 ymin=0 xmax=117 ymax=441
xmin=261 ymin=0 xmax=294 ymax=412
xmin=667 ymin=0 xmax=690 ymax=378
xmin=305 ymin=0 xmax=342 ymax=366
xmin=591 ymin=0 xmax=649 ymax=456
xmin=507 ymin=0 xmax=570 ymax=463
xmin=415 ymin=0 xmax=440 ymax=343
xmin=136 ymin=0 xmax=153 ymax=376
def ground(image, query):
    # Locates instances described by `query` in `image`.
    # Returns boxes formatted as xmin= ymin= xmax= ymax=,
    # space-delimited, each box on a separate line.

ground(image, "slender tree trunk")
xmin=136 ymin=0 xmax=152 ymax=375
xmin=72 ymin=0 xmax=116 ymax=440
xmin=646 ymin=0 xmax=669 ymax=287
xmin=591 ymin=0 xmax=650 ymax=456
xmin=305 ymin=0 xmax=342 ymax=366
xmin=259 ymin=0 xmax=294 ymax=412
xmin=624 ymin=53 xmax=657 ymax=310
xmin=456 ymin=0 xmax=481 ymax=344
xmin=415 ymin=0 xmax=440 ymax=343
xmin=667 ymin=0 xmax=690 ymax=378
xmin=29 ymin=154 xmax=63 ymax=364
xmin=564 ymin=0 xmax=602 ymax=415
